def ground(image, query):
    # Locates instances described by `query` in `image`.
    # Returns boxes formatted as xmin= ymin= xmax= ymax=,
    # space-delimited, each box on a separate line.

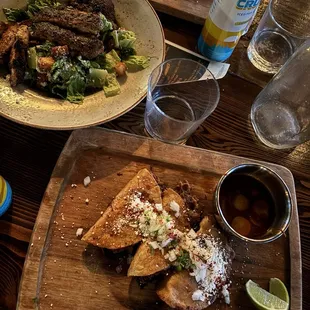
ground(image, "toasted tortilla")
xmin=127 ymin=188 xmax=191 ymax=277
xmin=82 ymin=168 xmax=161 ymax=249
xmin=156 ymin=216 xmax=233 ymax=310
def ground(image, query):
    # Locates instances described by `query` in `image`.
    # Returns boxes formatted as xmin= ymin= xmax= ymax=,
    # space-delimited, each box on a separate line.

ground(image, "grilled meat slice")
xmin=9 ymin=41 xmax=27 ymax=87
xmin=70 ymin=0 xmax=116 ymax=23
xmin=31 ymin=22 xmax=104 ymax=59
xmin=9 ymin=25 xmax=29 ymax=87
xmin=0 ymin=22 xmax=8 ymax=37
xmin=16 ymin=25 xmax=29 ymax=48
xmin=0 ymin=25 xmax=18 ymax=61
xmin=33 ymin=8 xmax=103 ymax=35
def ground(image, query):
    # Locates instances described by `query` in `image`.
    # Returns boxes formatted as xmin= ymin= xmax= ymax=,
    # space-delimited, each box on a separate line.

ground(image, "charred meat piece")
xmin=9 ymin=25 xmax=29 ymax=87
xmin=0 ymin=22 xmax=8 ymax=37
xmin=16 ymin=25 xmax=29 ymax=48
xmin=31 ymin=22 xmax=104 ymax=59
xmin=19 ymin=20 xmax=33 ymax=27
xmin=9 ymin=42 xmax=27 ymax=87
xmin=33 ymin=8 xmax=103 ymax=35
xmin=70 ymin=0 xmax=116 ymax=23
xmin=0 ymin=25 xmax=18 ymax=61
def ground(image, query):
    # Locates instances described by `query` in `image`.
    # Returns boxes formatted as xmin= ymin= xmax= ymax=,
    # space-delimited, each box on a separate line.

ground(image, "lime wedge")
xmin=269 ymin=278 xmax=289 ymax=304
xmin=246 ymin=280 xmax=289 ymax=310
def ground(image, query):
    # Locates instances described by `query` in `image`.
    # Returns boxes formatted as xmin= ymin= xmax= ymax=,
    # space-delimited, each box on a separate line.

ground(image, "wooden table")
xmin=0 ymin=10 xmax=309 ymax=310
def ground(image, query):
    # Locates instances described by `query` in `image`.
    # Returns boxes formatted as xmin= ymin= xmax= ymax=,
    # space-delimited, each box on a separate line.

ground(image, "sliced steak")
xmin=9 ymin=25 xmax=29 ymax=87
xmin=31 ymin=22 xmax=104 ymax=59
xmin=0 ymin=22 xmax=8 ymax=37
xmin=16 ymin=25 xmax=29 ymax=48
xmin=70 ymin=0 xmax=116 ymax=23
xmin=0 ymin=25 xmax=18 ymax=61
xmin=9 ymin=42 xmax=27 ymax=87
xmin=32 ymin=7 xmax=103 ymax=35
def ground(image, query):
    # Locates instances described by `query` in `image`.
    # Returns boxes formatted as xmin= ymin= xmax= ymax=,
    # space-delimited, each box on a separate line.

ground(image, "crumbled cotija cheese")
xmin=186 ymin=235 xmax=230 ymax=303
xmin=165 ymin=232 xmax=231 ymax=303
xmin=112 ymin=191 xmax=231 ymax=304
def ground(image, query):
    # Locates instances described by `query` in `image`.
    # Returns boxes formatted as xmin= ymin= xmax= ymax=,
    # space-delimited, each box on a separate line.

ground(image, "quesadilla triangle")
xmin=156 ymin=216 xmax=234 ymax=310
xmin=82 ymin=168 xmax=162 ymax=249
xmin=128 ymin=188 xmax=191 ymax=277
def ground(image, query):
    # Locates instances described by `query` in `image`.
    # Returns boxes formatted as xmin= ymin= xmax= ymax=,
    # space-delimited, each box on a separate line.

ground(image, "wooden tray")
xmin=17 ymin=128 xmax=302 ymax=310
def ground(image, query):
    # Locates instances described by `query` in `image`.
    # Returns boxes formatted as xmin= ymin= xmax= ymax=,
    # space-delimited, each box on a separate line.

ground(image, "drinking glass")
xmin=144 ymin=59 xmax=220 ymax=144
xmin=247 ymin=0 xmax=310 ymax=74
xmin=251 ymin=39 xmax=310 ymax=149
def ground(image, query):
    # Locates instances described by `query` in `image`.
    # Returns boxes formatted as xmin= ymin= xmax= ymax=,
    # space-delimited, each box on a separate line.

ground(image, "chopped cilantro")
xmin=168 ymin=239 xmax=178 ymax=249
xmin=174 ymin=250 xmax=195 ymax=271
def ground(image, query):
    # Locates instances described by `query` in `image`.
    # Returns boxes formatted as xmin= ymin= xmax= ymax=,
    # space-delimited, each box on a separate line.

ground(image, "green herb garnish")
xmin=174 ymin=250 xmax=195 ymax=271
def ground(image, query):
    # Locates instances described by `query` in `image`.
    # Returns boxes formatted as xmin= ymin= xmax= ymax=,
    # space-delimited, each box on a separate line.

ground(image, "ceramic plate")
xmin=0 ymin=0 xmax=165 ymax=129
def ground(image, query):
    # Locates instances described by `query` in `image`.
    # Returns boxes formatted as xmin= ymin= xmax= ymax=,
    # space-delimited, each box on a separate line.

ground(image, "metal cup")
xmin=214 ymin=164 xmax=292 ymax=244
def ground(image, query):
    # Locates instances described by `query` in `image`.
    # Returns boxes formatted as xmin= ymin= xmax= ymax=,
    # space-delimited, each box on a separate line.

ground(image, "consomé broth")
xmin=219 ymin=174 xmax=275 ymax=239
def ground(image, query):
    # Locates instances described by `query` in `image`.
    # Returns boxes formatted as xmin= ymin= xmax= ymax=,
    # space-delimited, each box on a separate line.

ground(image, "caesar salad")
xmin=0 ymin=0 xmax=150 ymax=103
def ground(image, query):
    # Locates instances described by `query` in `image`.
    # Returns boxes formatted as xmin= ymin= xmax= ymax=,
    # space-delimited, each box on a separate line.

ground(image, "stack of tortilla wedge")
xmin=82 ymin=168 xmax=233 ymax=309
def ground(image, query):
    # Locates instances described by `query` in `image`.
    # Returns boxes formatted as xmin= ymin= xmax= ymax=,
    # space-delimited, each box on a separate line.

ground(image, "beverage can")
xmin=198 ymin=0 xmax=261 ymax=62
xmin=0 ymin=176 xmax=12 ymax=217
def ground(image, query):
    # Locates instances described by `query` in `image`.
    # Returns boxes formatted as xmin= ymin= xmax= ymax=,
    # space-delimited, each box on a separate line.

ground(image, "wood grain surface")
xmin=150 ymin=0 xmax=212 ymax=25
xmin=17 ymin=128 xmax=300 ymax=310
xmin=0 ymin=9 xmax=310 ymax=310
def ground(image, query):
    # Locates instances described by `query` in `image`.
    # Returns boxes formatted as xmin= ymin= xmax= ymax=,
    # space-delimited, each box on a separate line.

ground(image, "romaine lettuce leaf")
xmin=103 ymin=49 xmax=121 ymax=73
xmin=112 ymin=29 xmax=136 ymax=49
xmin=3 ymin=8 xmax=29 ymax=22
xmin=119 ymin=47 xmax=136 ymax=60
xmin=124 ymin=55 xmax=150 ymax=71
xmin=67 ymin=75 xmax=86 ymax=104
xmin=27 ymin=0 xmax=61 ymax=16
xmin=104 ymin=74 xmax=120 ymax=97
xmin=100 ymin=14 xmax=113 ymax=32
xmin=50 ymin=57 xmax=88 ymax=103
xmin=4 ymin=0 xmax=60 ymax=22
xmin=27 ymin=47 xmax=37 ymax=70
xmin=88 ymin=68 xmax=108 ymax=88
xmin=36 ymin=41 xmax=54 ymax=57
xmin=77 ymin=56 xmax=101 ymax=70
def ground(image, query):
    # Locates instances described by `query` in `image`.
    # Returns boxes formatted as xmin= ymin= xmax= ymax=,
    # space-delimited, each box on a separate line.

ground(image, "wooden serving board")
xmin=17 ymin=128 xmax=301 ymax=310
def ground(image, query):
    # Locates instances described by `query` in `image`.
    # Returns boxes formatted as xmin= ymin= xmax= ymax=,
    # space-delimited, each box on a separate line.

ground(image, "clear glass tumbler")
xmin=144 ymin=59 xmax=220 ymax=144
xmin=251 ymin=39 xmax=310 ymax=149
xmin=247 ymin=0 xmax=310 ymax=74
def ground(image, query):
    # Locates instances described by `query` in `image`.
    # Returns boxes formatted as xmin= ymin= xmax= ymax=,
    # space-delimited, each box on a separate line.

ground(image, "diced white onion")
xmin=161 ymin=238 xmax=173 ymax=248
xmin=76 ymin=228 xmax=83 ymax=237
xmin=155 ymin=203 xmax=163 ymax=211
xmin=168 ymin=250 xmax=177 ymax=262
xmin=83 ymin=176 xmax=91 ymax=187
xmin=149 ymin=241 xmax=159 ymax=249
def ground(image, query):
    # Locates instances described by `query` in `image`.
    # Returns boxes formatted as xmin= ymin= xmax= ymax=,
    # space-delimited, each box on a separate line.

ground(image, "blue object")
xmin=0 ymin=177 xmax=12 ymax=217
